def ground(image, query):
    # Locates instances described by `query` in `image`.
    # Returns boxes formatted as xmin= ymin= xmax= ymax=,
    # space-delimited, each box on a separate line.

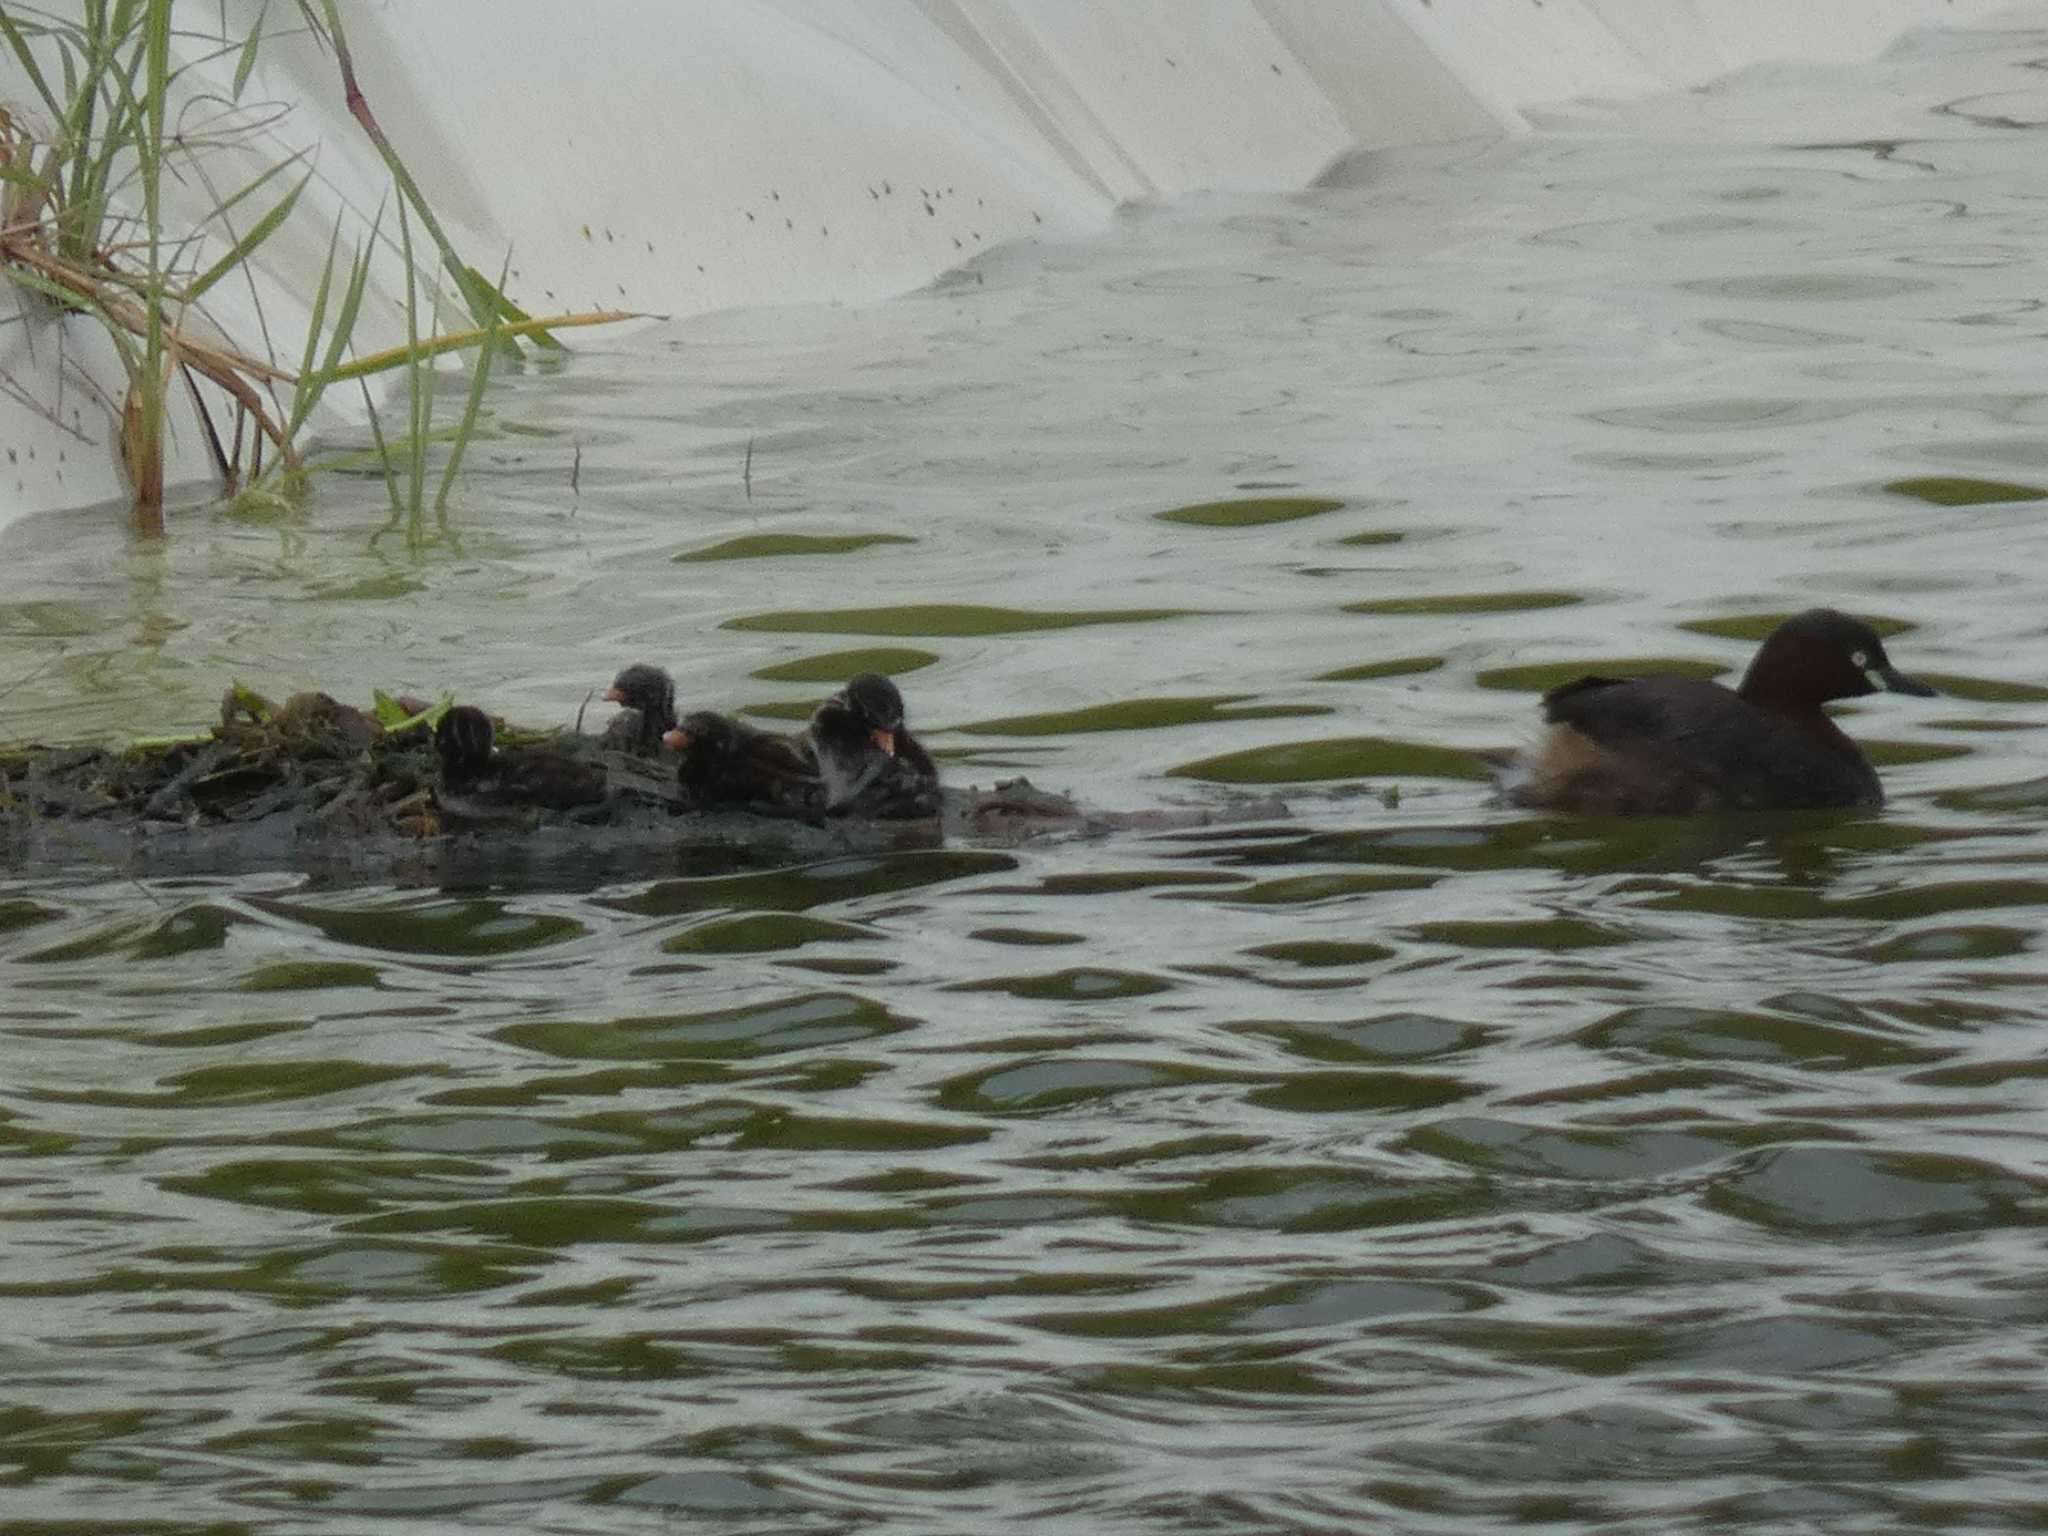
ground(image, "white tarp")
xmin=0 ymin=0 xmax=2016 ymax=523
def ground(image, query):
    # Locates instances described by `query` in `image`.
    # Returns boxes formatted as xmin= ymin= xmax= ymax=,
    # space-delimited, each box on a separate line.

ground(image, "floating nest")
xmin=0 ymin=686 xmax=1281 ymax=887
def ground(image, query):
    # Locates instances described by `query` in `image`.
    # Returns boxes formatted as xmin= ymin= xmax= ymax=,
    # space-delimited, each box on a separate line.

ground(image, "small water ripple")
xmin=9 ymin=20 xmax=2048 ymax=1534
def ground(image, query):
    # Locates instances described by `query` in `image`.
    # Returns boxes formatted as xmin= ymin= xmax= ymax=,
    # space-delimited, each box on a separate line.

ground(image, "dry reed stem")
xmin=2 ymin=224 xmax=301 ymax=475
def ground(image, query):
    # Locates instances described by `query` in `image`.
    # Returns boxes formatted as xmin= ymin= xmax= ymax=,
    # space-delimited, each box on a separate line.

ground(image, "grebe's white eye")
xmin=1850 ymin=650 xmax=1869 ymax=670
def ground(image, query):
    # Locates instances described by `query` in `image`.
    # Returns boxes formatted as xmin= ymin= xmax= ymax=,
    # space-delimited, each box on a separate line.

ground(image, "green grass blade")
xmin=66 ymin=23 xmax=149 ymax=257
xmin=284 ymin=234 xmax=363 ymax=439
xmin=373 ymin=689 xmax=449 ymax=732
xmin=287 ymin=196 xmax=380 ymax=443
xmin=435 ymin=248 xmax=510 ymax=512
xmin=461 ymin=264 xmax=561 ymax=352
xmin=225 ymin=680 xmax=276 ymax=721
xmin=357 ymin=374 xmax=402 ymax=514
xmin=57 ymin=28 xmax=80 ymax=105
xmin=309 ymin=235 xmax=374 ymax=406
xmin=395 ymin=192 xmax=426 ymax=524
xmin=453 ymin=264 xmax=546 ymax=356
xmin=180 ymin=142 xmax=307 ymax=242
xmin=231 ymin=2 xmax=267 ymax=100
xmin=284 ymin=211 xmax=344 ymax=435
xmin=142 ymin=1 xmax=170 ymax=192
xmin=314 ymin=196 xmax=381 ymax=374
xmin=314 ymin=309 xmax=631 ymax=383
xmin=289 ymin=1 xmax=331 ymax=49
xmin=181 ymin=163 xmax=308 ymax=303
xmin=60 ymin=37 xmax=108 ymax=239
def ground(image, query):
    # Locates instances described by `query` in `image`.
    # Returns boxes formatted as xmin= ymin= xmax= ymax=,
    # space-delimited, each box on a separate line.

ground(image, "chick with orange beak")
xmin=600 ymin=663 xmax=677 ymax=755
xmin=804 ymin=672 xmax=940 ymax=818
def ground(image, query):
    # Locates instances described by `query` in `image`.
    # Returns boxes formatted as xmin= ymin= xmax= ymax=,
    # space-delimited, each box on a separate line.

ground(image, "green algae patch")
xmin=1198 ymin=872 xmax=1439 ymax=906
xmin=751 ymin=647 xmax=940 ymax=683
xmin=959 ymin=695 xmax=1331 ymax=737
xmin=780 ymin=956 xmax=899 ymax=978
xmin=249 ymin=898 xmax=585 ymax=957
xmin=20 ymin=921 xmax=164 ymax=986
xmin=1345 ymin=591 xmax=1582 ymax=617
xmin=936 ymin=1057 xmax=1208 ymax=1115
xmin=498 ymin=992 xmax=908 ymax=1060
xmin=663 ymin=914 xmax=876 ymax=955
xmin=947 ymin=968 xmax=1174 ymax=1002
xmin=0 ymin=899 xmax=65 ymax=936
xmin=1861 ymin=739 xmax=1972 ymax=768
xmin=222 ymin=493 xmax=299 ymax=525
xmin=0 ymin=600 xmax=99 ymax=637
xmin=676 ymin=532 xmax=917 ymax=561
xmin=1475 ymin=657 xmax=1726 ymax=691
xmin=737 ymin=700 xmax=822 ymax=722
xmin=240 ymin=961 xmax=386 ymax=992
xmin=1410 ymin=917 xmax=1633 ymax=950
xmin=1937 ymin=776 xmax=2048 ymax=813
xmin=148 ymin=1020 xmax=306 ymax=1049
xmin=1246 ymin=1071 xmax=1472 ymax=1115
xmin=1227 ymin=1012 xmax=1482 ymax=1063
xmin=1909 ymin=673 xmax=2048 ymax=704
xmin=607 ymin=850 xmax=1019 ymax=918
xmin=970 ymin=927 xmax=1087 ymax=947
xmin=1884 ymin=476 xmax=2048 ymax=507
xmin=987 ymin=870 xmax=1248 ymax=898
xmin=1682 ymin=612 xmax=1915 ymax=643
xmin=132 ymin=905 xmax=241 ymax=959
xmin=308 ymin=571 xmax=425 ymax=602
xmin=1243 ymin=940 xmax=1394 ymax=967
xmin=725 ymin=604 xmax=1195 ymax=637
xmin=1168 ymin=736 xmax=1490 ymax=784
xmin=1155 ymin=496 xmax=1345 ymax=527
xmin=1316 ymin=656 xmax=1444 ymax=683
xmin=159 ymin=1060 xmax=430 ymax=1106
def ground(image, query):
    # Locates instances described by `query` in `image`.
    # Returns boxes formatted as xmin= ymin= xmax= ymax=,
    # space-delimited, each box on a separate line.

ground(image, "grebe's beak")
xmin=870 ymin=728 xmax=896 ymax=757
xmin=1871 ymin=665 xmax=1936 ymax=698
xmin=604 ymin=686 xmax=628 ymax=703
xmin=661 ymin=727 xmax=692 ymax=751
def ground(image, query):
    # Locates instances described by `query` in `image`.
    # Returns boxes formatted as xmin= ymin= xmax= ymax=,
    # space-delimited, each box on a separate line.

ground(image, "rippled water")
xmin=6 ymin=21 xmax=2048 ymax=1533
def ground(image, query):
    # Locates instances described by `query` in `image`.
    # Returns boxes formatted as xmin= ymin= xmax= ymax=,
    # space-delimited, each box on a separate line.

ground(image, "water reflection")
xmin=5 ymin=18 xmax=2048 ymax=1536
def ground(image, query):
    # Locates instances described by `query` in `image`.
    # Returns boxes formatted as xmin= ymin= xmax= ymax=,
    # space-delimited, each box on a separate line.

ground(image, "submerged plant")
xmin=0 ymin=1 xmax=629 ymax=535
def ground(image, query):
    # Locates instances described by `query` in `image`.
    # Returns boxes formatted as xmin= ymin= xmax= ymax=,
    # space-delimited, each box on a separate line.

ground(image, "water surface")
xmin=5 ymin=21 xmax=2048 ymax=1534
